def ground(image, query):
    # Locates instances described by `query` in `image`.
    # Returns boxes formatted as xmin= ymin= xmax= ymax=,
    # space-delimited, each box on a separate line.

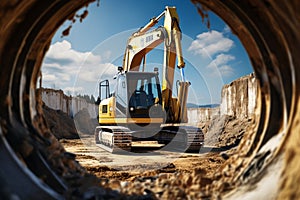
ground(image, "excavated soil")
xmin=40 ymin=88 xmax=258 ymax=198
xmin=59 ymin=114 xmax=256 ymax=199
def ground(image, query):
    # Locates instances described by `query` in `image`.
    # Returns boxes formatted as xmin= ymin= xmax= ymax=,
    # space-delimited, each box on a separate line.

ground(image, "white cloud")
xmin=206 ymin=54 xmax=235 ymax=77
xmin=187 ymin=28 xmax=236 ymax=78
xmin=46 ymin=40 xmax=101 ymax=65
xmin=43 ymin=74 xmax=56 ymax=82
xmin=207 ymin=54 xmax=235 ymax=69
xmin=41 ymin=40 xmax=117 ymax=94
xmin=78 ymin=63 xmax=117 ymax=83
xmin=218 ymin=65 xmax=235 ymax=76
xmin=63 ymin=86 xmax=84 ymax=95
xmin=188 ymin=30 xmax=234 ymax=57
xmin=102 ymin=50 xmax=112 ymax=61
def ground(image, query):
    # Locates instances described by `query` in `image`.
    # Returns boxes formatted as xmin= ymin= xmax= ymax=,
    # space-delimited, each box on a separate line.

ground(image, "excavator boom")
xmin=122 ymin=6 xmax=188 ymax=122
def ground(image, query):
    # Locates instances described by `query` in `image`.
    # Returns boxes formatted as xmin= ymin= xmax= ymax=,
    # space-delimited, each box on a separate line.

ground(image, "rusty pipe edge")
xmin=0 ymin=0 xmax=299 ymax=199
xmin=192 ymin=0 xmax=300 ymax=198
xmin=0 ymin=1 xmax=96 ymax=199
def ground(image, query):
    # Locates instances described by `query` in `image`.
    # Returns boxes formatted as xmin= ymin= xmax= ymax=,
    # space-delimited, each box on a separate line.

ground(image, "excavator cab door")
xmin=115 ymin=74 xmax=128 ymax=117
xmin=125 ymin=72 xmax=163 ymax=119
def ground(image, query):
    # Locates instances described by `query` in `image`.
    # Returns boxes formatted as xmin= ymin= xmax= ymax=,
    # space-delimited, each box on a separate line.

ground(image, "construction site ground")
xmin=62 ymin=137 xmax=224 ymax=180
xmin=59 ymin=115 xmax=255 ymax=199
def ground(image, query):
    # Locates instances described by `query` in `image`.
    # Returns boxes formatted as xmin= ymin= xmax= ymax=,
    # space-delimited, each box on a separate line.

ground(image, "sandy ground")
xmin=43 ymin=96 xmax=259 ymax=199
xmin=57 ymin=115 xmax=257 ymax=199
xmin=61 ymin=136 xmax=224 ymax=181
xmin=61 ymin=136 xmax=228 ymax=198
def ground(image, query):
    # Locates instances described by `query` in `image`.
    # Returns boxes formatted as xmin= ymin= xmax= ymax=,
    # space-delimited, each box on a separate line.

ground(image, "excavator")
xmin=95 ymin=6 xmax=204 ymax=153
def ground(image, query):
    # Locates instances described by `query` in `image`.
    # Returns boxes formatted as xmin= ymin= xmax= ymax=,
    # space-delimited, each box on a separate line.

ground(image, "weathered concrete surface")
xmin=40 ymin=88 xmax=99 ymax=136
xmin=188 ymin=107 xmax=220 ymax=124
xmin=220 ymin=73 xmax=259 ymax=118
xmin=188 ymin=73 xmax=259 ymax=125
xmin=40 ymin=88 xmax=98 ymax=119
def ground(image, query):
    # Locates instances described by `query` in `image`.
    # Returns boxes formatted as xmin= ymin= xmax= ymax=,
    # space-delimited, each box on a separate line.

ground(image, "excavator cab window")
xmin=127 ymin=72 xmax=162 ymax=111
xmin=96 ymin=79 xmax=110 ymax=105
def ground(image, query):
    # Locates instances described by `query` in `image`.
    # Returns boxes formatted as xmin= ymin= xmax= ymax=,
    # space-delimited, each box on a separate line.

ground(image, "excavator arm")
xmin=122 ymin=27 xmax=166 ymax=72
xmin=122 ymin=6 xmax=189 ymax=123
xmin=123 ymin=7 xmax=185 ymax=72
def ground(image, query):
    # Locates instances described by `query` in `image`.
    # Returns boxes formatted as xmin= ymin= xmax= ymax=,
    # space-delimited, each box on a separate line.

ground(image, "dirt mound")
xmin=43 ymin=104 xmax=98 ymax=139
xmin=74 ymin=108 xmax=98 ymax=134
xmin=42 ymin=104 xmax=79 ymax=139
xmin=199 ymin=115 xmax=254 ymax=149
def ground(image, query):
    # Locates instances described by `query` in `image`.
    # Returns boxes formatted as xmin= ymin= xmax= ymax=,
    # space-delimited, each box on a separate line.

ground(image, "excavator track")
xmin=95 ymin=125 xmax=203 ymax=153
xmin=158 ymin=126 xmax=204 ymax=152
xmin=95 ymin=126 xmax=132 ymax=153
xmin=182 ymin=126 xmax=204 ymax=152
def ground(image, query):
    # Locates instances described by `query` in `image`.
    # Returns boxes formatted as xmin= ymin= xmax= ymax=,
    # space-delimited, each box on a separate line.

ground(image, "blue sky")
xmin=42 ymin=0 xmax=253 ymax=105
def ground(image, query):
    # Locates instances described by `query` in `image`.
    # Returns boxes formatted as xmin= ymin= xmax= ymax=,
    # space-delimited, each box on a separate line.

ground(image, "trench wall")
xmin=40 ymin=88 xmax=98 ymax=119
xmin=188 ymin=73 xmax=259 ymax=124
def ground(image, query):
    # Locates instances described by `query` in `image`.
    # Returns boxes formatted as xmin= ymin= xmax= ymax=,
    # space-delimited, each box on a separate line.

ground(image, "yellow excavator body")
xmin=95 ymin=6 xmax=204 ymax=153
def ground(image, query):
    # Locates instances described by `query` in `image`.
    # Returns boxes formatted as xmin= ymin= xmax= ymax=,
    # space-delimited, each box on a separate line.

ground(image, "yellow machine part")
xmin=99 ymin=96 xmax=164 ymax=124
xmin=99 ymin=96 xmax=116 ymax=122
